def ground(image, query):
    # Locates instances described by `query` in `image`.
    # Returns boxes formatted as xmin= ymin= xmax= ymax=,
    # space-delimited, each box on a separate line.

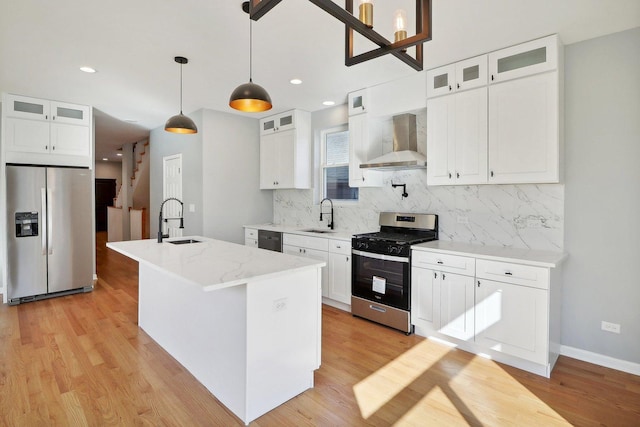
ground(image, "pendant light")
xmin=165 ymin=56 xmax=198 ymax=134
xmin=229 ymin=2 xmax=272 ymax=112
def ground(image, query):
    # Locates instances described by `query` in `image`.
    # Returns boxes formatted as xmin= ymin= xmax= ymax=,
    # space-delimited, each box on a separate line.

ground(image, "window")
xmin=322 ymin=126 xmax=358 ymax=201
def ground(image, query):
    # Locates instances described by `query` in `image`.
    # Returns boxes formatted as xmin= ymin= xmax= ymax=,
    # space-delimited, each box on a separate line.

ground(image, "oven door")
xmin=352 ymin=250 xmax=410 ymax=310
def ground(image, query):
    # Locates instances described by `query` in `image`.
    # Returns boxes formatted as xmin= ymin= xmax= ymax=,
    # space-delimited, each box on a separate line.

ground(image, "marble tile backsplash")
xmin=274 ymin=169 xmax=564 ymax=251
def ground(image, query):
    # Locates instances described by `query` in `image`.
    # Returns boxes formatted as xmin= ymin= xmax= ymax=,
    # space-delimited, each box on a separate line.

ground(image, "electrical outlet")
xmin=273 ymin=298 xmax=287 ymax=312
xmin=601 ymin=321 xmax=621 ymax=334
xmin=457 ymin=215 xmax=469 ymax=224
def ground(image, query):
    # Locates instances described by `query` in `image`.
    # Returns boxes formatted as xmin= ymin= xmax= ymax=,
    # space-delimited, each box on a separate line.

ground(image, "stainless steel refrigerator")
xmin=6 ymin=165 xmax=94 ymax=304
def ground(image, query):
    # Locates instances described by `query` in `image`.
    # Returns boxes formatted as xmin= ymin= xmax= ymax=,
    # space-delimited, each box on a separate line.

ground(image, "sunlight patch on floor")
xmin=353 ymin=338 xmax=572 ymax=425
xmin=353 ymin=339 xmax=451 ymax=418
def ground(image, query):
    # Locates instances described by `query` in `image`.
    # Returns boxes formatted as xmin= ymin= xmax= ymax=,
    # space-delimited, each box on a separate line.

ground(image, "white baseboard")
xmin=560 ymin=345 xmax=640 ymax=376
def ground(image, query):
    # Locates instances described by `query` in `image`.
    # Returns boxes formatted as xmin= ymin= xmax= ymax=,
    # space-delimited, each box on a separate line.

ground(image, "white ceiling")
xmin=1 ymin=0 xmax=638 ymax=161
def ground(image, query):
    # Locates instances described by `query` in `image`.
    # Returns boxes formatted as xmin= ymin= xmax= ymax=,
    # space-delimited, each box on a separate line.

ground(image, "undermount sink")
xmin=301 ymin=229 xmax=334 ymax=234
xmin=168 ymin=239 xmax=201 ymax=245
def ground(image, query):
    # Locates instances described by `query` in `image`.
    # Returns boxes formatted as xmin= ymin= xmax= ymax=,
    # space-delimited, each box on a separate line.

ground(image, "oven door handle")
xmin=352 ymin=250 xmax=409 ymax=263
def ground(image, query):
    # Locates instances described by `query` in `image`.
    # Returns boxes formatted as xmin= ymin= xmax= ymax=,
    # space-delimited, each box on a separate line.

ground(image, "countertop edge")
xmin=244 ymin=224 xmax=356 ymax=242
xmin=411 ymin=241 xmax=567 ymax=268
xmin=107 ymin=238 xmax=326 ymax=292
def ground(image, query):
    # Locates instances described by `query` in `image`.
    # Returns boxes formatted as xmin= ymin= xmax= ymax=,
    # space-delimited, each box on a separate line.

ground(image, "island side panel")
xmin=245 ymin=267 xmax=322 ymax=424
xmin=138 ymin=263 xmax=248 ymax=421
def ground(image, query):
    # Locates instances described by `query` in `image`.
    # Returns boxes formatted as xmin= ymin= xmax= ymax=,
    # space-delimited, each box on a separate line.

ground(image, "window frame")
xmin=319 ymin=125 xmax=358 ymax=204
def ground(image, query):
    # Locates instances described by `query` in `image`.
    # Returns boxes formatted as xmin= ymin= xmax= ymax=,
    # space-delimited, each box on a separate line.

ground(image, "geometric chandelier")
xmin=247 ymin=0 xmax=432 ymax=71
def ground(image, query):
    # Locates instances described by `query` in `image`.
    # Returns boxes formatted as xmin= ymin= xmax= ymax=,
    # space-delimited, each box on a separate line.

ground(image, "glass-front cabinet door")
xmin=489 ymin=35 xmax=558 ymax=83
xmin=455 ymin=55 xmax=487 ymax=92
xmin=6 ymin=94 xmax=50 ymax=121
xmin=348 ymin=89 xmax=368 ymax=115
xmin=426 ymin=64 xmax=455 ymax=99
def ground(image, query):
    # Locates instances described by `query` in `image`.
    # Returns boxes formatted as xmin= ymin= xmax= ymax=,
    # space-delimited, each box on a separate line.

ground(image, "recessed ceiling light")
xmin=322 ymin=101 xmax=335 ymax=106
xmin=80 ymin=66 xmax=97 ymax=73
xmin=116 ymin=153 xmax=123 ymax=157
xmin=290 ymin=78 xmax=302 ymax=85
xmin=102 ymin=158 xmax=108 ymax=161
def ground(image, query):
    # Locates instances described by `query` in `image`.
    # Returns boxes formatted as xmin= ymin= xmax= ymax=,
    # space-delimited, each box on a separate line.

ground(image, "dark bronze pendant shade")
xmin=229 ymin=2 xmax=272 ymax=113
xmin=229 ymin=79 xmax=272 ymax=112
xmin=165 ymin=56 xmax=198 ymax=134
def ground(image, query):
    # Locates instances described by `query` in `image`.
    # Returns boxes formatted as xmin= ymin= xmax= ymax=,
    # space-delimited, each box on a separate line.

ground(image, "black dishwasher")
xmin=258 ymin=230 xmax=282 ymax=252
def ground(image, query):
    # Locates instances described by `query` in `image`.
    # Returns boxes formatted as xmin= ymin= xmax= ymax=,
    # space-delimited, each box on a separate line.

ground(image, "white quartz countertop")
xmin=244 ymin=224 xmax=359 ymax=242
xmin=412 ymin=240 xmax=567 ymax=268
xmin=106 ymin=236 xmax=326 ymax=292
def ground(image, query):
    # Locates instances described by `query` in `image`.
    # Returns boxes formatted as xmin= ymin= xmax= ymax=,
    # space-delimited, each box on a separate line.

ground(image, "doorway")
xmin=95 ymin=178 xmax=116 ymax=232
xmin=162 ymin=154 xmax=183 ymax=238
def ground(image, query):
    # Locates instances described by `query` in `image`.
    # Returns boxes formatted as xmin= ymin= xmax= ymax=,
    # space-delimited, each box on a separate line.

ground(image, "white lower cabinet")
xmin=283 ymin=234 xmax=330 ymax=297
xmin=411 ymin=251 xmax=475 ymax=340
xmin=244 ymin=228 xmax=258 ymax=247
xmin=474 ymin=277 xmax=548 ymax=365
xmin=411 ymin=246 xmax=563 ymax=377
xmin=327 ymin=239 xmax=351 ymax=305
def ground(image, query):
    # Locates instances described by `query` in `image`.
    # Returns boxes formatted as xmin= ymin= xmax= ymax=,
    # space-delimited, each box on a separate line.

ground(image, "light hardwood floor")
xmin=1 ymin=232 xmax=638 ymax=426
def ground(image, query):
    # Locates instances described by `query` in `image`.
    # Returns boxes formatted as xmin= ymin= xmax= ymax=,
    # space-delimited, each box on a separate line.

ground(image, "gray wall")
xmin=201 ymin=109 xmax=273 ymax=244
xmin=563 ymin=27 xmax=640 ymax=363
xmin=149 ymin=110 xmax=204 ymax=237
xmin=150 ymin=109 xmax=272 ymax=245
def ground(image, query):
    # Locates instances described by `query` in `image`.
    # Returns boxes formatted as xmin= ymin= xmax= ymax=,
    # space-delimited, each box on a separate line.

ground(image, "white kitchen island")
xmin=107 ymin=236 xmax=325 ymax=425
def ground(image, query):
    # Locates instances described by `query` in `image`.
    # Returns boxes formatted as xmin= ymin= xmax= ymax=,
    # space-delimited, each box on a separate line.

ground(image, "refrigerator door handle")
xmin=41 ymin=188 xmax=47 ymax=255
xmin=47 ymin=188 xmax=53 ymax=255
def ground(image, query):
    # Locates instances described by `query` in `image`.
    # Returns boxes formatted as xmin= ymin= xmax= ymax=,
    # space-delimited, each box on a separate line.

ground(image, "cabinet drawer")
xmin=244 ymin=228 xmax=258 ymax=239
xmin=476 ymin=259 xmax=549 ymax=290
xmin=329 ymin=239 xmax=350 ymax=255
xmin=283 ymin=233 xmax=328 ymax=252
xmin=412 ymin=251 xmax=475 ymax=276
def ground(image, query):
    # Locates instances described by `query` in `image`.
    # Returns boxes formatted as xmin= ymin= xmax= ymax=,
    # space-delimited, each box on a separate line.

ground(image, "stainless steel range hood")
xmin=359 ymin=113 xmax=426 ymax=170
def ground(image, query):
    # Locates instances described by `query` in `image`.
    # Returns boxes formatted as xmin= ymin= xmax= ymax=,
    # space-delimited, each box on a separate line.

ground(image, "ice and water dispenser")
xmin=15 ymin=212 xmax=38 ymax=237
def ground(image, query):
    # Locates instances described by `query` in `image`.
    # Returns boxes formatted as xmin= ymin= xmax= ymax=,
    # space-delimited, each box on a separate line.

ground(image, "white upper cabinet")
xmin=260 ymin=110 xmax=297 ymax=135
xmin=348 ymin=113 xmax=383 ymax=187
xmin=427 ymin=87 xmax=488 ymax=185
xmin=488 ymin=72 xmax=559 ymax=183
xmin=488 ymin=35 xmax=558 ymax=83
xmin=487 ymin=35 xmax=561 ymax=184
xmin=427 ymin=35 xmax=563 ymax=186
xmin=427 ymin=55 xmax=487 ymax=99
xmin=259 ymin=110 xmax=311 ymax=190
xmin=426 ymin=55 xmax=488 ymax=186
xmin=2 ymin=93 xmax=92 ymax=167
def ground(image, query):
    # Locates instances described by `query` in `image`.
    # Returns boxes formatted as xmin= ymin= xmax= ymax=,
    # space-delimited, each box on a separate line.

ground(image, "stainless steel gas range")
xmin=351 ymin=212 xmax=438 ymax=334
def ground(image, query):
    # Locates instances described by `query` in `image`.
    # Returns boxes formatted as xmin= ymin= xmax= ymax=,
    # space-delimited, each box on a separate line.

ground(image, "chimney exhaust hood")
xmin=359 ymin=113 xmax=426 ymax=170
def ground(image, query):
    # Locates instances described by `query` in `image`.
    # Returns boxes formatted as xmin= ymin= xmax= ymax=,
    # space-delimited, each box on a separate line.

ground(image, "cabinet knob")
xmin=52 ymin=146 xmax=55 ymax=151
xmin=477 ymin=280 xmax=481 ymax=287
xmin=457 ymin=83 xmax=460 ymax=89
xmin=448 ymin=172 xmax=452 ymax=179
xmin=456 ymin=172 xmax=460 ymax=178
xmin=490 ymin=171 xmax=494 ymax=178
xmin=52 ymin=116 xmax=56 ymax=120
xmin=346 ymin=256 xmax=349 ymax=262
xmin=45 ymin=145 xmax=48 ymax=150
xmin=448 ymin=85 xmax=452 ymax=91
xmin=437 ymin=260 xmax=443 ymax=264
xmin=491 ymin=75 xmax=495 ymax=81
xmin=442 ymin=273 xmax=446 ymax=280
xmin=434 ymin=272 xmax=437 ymax=278
xmin=504 ymin=271 xmax=513 ymax=276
